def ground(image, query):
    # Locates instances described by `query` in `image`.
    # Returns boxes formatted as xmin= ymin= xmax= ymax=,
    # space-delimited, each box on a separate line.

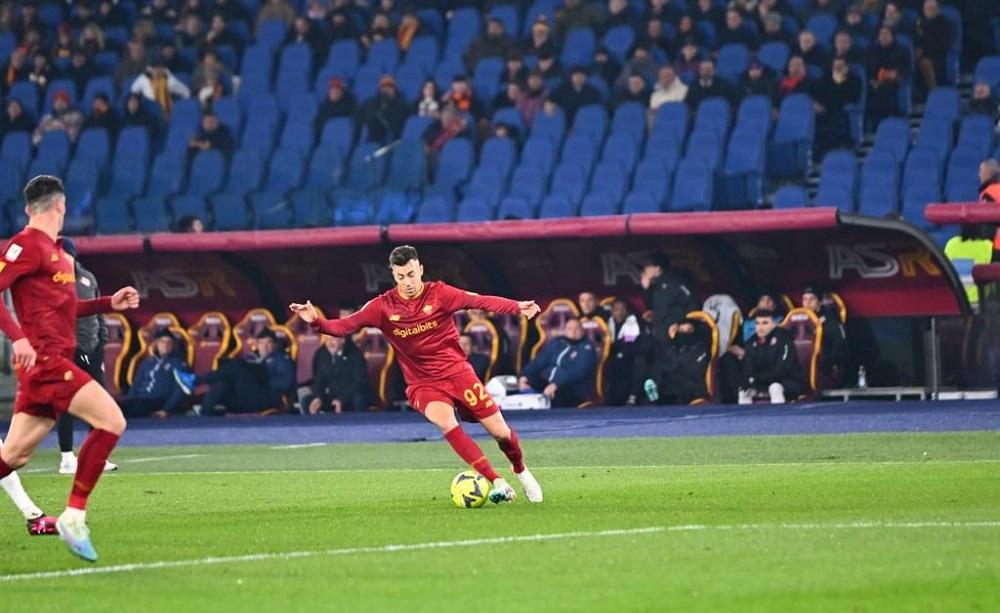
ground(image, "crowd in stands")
xmin=0 ymin=0 xmax=997 ymax=234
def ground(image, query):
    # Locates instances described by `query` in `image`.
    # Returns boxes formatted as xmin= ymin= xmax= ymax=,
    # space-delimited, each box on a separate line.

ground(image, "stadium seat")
xmin=320 ymin=117 xmax=356 ymax=162
xmin=901 ymin=183 xmax=941 ymax=228
xmin=817 ymin=149 xmax=858 ymax=210
xmin=401 ymin=115 xmax=435 ymax=141
xmin=479 ymin=137 xmax=518 ymax=180
xmin=806 ymin=14 xmax=838 ymax=49
xmin=64 ymin=157 xmax=99 ymax=217
xmin=146 ymin=153 xmax=186 ymax=198
xmin=279 ymin=122 xmax=316 ymax=160
xmin=382 ymin=140 xmax=427 ymax=192
xmin=922 ymin=87 xmax=961 ymax=126
xmin=301 ymin=146 xmax=344 ymax=194
xmin=669 ymin=159 xmax=713 ymax=211
xmin=872 ymin=117 xmax=911 ymax=163
xmin=779 ymin=308 xmax=822 ymax=395
xmin=548 ymin=165 xmax=587 ymax=207
xmin=252 ymin=150 xmax=306 ymax=228
xmin=858 ymin=182 xmax=899 ymax=217
xmin=720 ymin=129 xmax=766 ymax=209
xmin=132 ymin=196 xmax=171 ymax=233
xmin=685 ymin=130 xmax=724 ymax=171
xmin=716 ymin=44 xmax=750 ymax=85
xmin=610 ymin=102 xmax=647 ymax=146
xmin=643 ymin=130 xmax=681 ymax=171
xmin=101 ymin=313 xmax=131 ymax=397
xmin=520 ymin=138 xmax=557 ymax=174
xmin=33 ymin=130 xmax=71 ymax=173
xmin=559 ymin=134 xmax=600 ymax=175
xmin=736 ymin=95 xmax=773 ymax=137
xmin=455 ymin=193 xmax=495 ymax=222
xmin=531 ymin=107 xmax=566 ymax=147
xmin=94 ymin=197 xmax=131 ymax=234
xmin=631 ymin=160 xmax=673 ymax=206
xmin=814 ymin=185 xmax=854 ymax=212
xmin=114 ymin=126 xmax=151 ymax=166
xmin=955 ymin=115 xmax=996 ymax=159
xmin=376 ymin=190 xmax=418 ymax=224
xmin=211 ymin=193 xmax=250 ymax=231
xmin=404 ymin=36 xmax=439 ymax=76
xmin=772 ymin=185 xmax=808 ymax=209
xmin=415 ymin=195 xmax=455 ymax=223
xmin=445 ymin=7 xmax=480 ymax=59
xmin=427 ymin=137 xmax=474 ymax=197
xmin=187 ymin=312 xmax=232 ymax=378
xmin=560 ymin=28 xmax=596 ymax=68
xmin=652 ymin=102 xmax=689 ymax=149
xmin=463 ymin=166 xmax=506 ymax=207
xmin=75 ymin=128 xmax=111 ymax=171
xmin=902 ymin=148 xmax=943 ymax=194
xmin=589 ymin=163 xmax=628 ymax=206
xmin=185 ymin=150 xmax=227 ymax=197
xmin=571 ymin=104 xmax=608 ymax=145
xmin=973 ymin=55 xmax=1000 ymax=90
xmin=538 ymin=194 xmax=577 ymax=219
xmin=579 ymin=193 xmax=618 ymax=217
xmin=107 ymin=156 xmax=148 ymax=199
xmin=337 ymin=143 xmax=387 ymax=195
xmin=472 ymin=57 xmax=504 ymax=104
xmin=1 ymin=131 xmax=32 ymax=173
xmin=768 ymin=94 xmax=814 ymax=178
xmin=622 ymin=193 xmax=660 ymax=214
xmin=7 ymin=81 xmax=39 ymax=118
xmin=945 ymin=147 xmax=982 ymax=202
xmin=82 ymin=76 xmax=114 ymax=112
xmin=915 ymin=121 xmax=953 ymax=161
xmin=222 ymin=149 xmax=266 ymax=197
xmin=290 ymin=190 xmax=330 ymax=227
xmin=602 ymin=25 xmax=636 ymax=63
xmin=332 ymin=194 xmax=376 ymax=226
xmin=758 ymin=41 xmax=790 ymax=75
xmin=506 ymin=165 xmax=547 ymax=208
xmin=171 ymin=195 xmax=209 ymax=226
xmin=324 ymin=39 xmax=361 ymax=80
xmin=496 ymin=195 xmax=535 ymax=220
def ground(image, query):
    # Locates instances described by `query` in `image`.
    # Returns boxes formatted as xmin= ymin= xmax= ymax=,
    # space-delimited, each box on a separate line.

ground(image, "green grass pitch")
xmin=2 ymin=432 xmax=999 ymax=612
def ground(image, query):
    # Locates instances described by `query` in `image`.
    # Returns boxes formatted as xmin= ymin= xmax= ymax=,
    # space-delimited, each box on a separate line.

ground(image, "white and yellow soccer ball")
xmin=450 ymin=470 xmax=491 ymax=508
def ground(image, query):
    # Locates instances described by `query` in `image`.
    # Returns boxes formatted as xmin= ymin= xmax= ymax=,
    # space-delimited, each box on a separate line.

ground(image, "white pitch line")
xmin=2 ymin=521 xmax=998 ymax=583
xmin=121 ymin=454 xmax=205 ymax=464
xmin=268 ymin=443 xmax=329 ymax=450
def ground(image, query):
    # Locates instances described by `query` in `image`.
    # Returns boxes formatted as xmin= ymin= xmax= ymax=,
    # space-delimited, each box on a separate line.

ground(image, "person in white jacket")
xmin=649 ymin=65 xmax=689 ymax=111
xmin=130 ymin=62 xmax=191 ymax=115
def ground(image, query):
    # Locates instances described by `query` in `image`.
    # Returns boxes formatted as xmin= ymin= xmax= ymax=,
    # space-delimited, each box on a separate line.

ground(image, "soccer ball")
xmin=450 ymin=470 xmax=491 ymax=508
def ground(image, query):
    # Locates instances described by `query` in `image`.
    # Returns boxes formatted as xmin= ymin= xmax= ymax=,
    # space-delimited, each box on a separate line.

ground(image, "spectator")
xmin=175 ymin=13 xmax=205 ymax=50
xmin=605 ymin=298 xmax=647 ymax=406
xmin=131 ymin=61 xmax=192 ymax=117
xmin=79 ymin=23 xmax=106 ymax=57
xmin=519 ymin=318 xmax=597 ymax=407
xmin=113 ymin=40 xmax=148 ymax=91
xmin=614 ymin=73 xmax=651 ymax=106
xmin=397 ymin=8 xmax=420 ymax=51
xmin=554 ymin=0 xmax=602 ymax=43
xmin=415 ymin=79 xmax=441 ymax=118
xmin=0 ymin=98 xmax=33 ymax=134
xmin=693 ymin=0 xmax=724 ymax=29
xmin=287 ymin=16 xmax=325 ymax=65
xmin=617 ymin=46 xmax=658 ymax=89
xmin=737 ymin=309 xmax=806 ymax=405
xmin=123 ymin=93 xmax=160 ymax=138
xmin=759 ymin=13 xmax=791 ymax=47
xmin=743 ymin=61 xmax=776 ymax=98
xmin=32 ymin=90 xmax=84 ymax=145
xmin=881 ymin=2 xmax=912 ymax=37
xmin=52 ymin=24 xmax=77 ymax=60
xmin=193 ymin=50 xmax=232 ymax=108
xmin=641 ymin=251 xmax=699 ymax=342
xmin=801 ymin=285 xmax=848 ymax=385
xmin=181 ymin=0 xmax=213 ymax=21
xmin=914 ymin=0 xmax=954 ymax=94
xmin=143 ymin=0 xmax=178 ymax=25
xmin=464 ymin=17 xmax=516 ymax=71
xmin=120 ymin=330 xmax=189 ymax=418
xmin=175 ymin=328 xmax=297 ymax=416
xmin=441 ymin=76 xmax=486 ymax=123
xmin=674 ymin=37 xmax=703 ymax=82
xmin=795 ymin=30 xmax=829 ymax=71
xmin=256 ymin=0 xmax=296 ymax=32
xmin=536 ymin=50 xmax=562 ymax=82
xmin=329 ymin=7 xmax=361 ymax=41
xmin=204 ymin=14 xmax=241 ymax=52
xmin=650 ymin=0 xmax=684 ymax=24
xmin=638 ymin=18 xmax=671 ymax=60
xmin=865 ymin=26 xmax=910 ymax=127
xmin=593 ymin=47 xmax=623 ymax=85
xmin=97 ymin=0 xmax=129 ymax=28
xmin=805 ymin=0 xmax=842 ymax=19
xmin=304 ymin=335 xmax=369 ymax=414
xmin=362 ymin=11 xmax=394 ymax=49
xmin=27 ymin=52 xmax=50 ymax=91
xmin=606 ymin=0 xmax=632 ymax=29
xmin=177 ymin=215 xmax=205 ymax=232
xmin=649 ymin=65 xmax=689 ymax=110
xmin=833 ymin=30 xmax=864 ymax=65
xmin=642 ymin=317 xmax=713 ymax=404
xmin=82 ymin=94 xmax=119 ymax=134
xmin=968 ymin=81 xmax=998 ymax=118
xmin=979 ymin=159 xmax=1000 ymax=202
xmin=3 ymin=47 xmax=30 ymax=94
xmin=423 ymin=103 xmax=470 ymax=162
xmin=673 ymin=16 xmax=704 ymax=53
xmin=459 ymin=333 xmax=491 ymax=382
xmin=314 ymin=78 xmax=356 ymax=134
xmin=502 ymin=51 xmax=528 ymax=86
xmin=355 ymin=75 xmax=409 ymax=144
xmin=63 ymin=50 xmax=97 ymax=98
xmin=187 ymin=112 xmax=235 ymax=160
xmin=551 ymin=65 xmax=602 ymax=122
xmin=578 ymin=292 xmax=607 ymax=321
xmin=685 ymin=60 xmax=736 ymax=110
xmin=842 ymin=4 xmax=870 ymax=42
xmin=718 ymin=9 xmax=757 ymax=49
xmin=774 ymin=55 xmax=810 ymax=105
xmin=516 ymin=70 xmax=548 ymax=126
xmin=214 ymin=0 xmax=253 ymax=24
xmin=524 ymin=18 xmax=556 ymax=58
xmin=306 ymin=0 xmax=329 ymax=25
xmin=812 ymin=57 xmax=862 ymax=152
xmin=159 ymin=41 xmax=188 ymax=73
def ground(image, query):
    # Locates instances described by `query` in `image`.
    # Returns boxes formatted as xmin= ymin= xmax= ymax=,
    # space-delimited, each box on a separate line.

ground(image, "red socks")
xmin=444 ymin=426 xmax=500 ymax=483
xmin=0 ymin=455 xmax=13 ymax=480
xmin=68 ymin=429 xmax=120 ymax=510
xmin=498 ymin=428 xmax=525 ymax=474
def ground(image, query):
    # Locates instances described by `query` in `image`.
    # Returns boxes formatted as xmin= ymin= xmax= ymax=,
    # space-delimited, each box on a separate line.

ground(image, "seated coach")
xmin=518 ymin=318 xmax=597 ymax=407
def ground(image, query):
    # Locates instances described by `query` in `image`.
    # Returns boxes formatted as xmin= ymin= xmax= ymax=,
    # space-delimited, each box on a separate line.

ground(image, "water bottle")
xmin=643 ymin=378 xmax=659 ymax=402
xmin=857 ymin=366 xmax=867 ymax=390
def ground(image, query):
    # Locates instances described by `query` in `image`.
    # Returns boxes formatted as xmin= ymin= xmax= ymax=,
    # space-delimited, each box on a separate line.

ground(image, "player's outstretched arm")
xmin=289 ymin=299 xmax=381 ymax=336
xmin=77 ymin=286 xmax=140 ymax=317
xmin=442 ymin=284 xmax=540 ymax=319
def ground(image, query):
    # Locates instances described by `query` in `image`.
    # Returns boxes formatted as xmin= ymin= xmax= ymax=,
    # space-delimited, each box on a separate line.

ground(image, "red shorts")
xmin=406 ymin=367 xmax=499 ymax=423
xmin=13 ymin=355 xmax=93 ymax=420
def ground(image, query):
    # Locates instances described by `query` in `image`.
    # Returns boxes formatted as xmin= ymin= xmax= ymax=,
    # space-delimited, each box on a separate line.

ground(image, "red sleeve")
xmin=0 ymin=239 xmax=41 ymax=342
xmin=77 ymin=296 xmax=114 ymax=317
xmin=439 ymin=283 xmax=521 ymax=315
xmin=310 ymin=298 xmax=382 ymax=336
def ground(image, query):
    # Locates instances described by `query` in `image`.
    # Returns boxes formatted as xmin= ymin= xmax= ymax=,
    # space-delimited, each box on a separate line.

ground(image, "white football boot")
xmin=515 ymin=468 xmax=543 ymax=503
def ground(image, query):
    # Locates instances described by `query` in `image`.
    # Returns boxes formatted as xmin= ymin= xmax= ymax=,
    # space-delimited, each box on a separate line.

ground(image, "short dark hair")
xmin=645 ymin=252 xmax=671 ymax=270
xmin=23 ymin=175 xmax=65 ymax=213
xmin=754 ymin=309 xmax=775 ymax=320
xmin=389 ymin=245 xmax=419 ymax=267
xmin=256 ymin=328 xmax=277 ymax=341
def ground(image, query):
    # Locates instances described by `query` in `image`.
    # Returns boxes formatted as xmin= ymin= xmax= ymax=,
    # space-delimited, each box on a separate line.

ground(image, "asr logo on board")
xmin=52 ymin=271 xmax=75 ymax=285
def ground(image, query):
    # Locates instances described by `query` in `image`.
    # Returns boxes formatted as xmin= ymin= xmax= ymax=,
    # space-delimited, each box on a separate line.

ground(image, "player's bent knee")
xmin=0 ymin=446 xmax=32 ymax=469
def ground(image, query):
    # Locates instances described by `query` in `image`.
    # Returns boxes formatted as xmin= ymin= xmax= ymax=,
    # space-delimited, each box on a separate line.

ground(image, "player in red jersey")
xmin=0 ymin=176 xmax=139 ymax=562
xmin=290 ymin=245 xmax=544 ymax=503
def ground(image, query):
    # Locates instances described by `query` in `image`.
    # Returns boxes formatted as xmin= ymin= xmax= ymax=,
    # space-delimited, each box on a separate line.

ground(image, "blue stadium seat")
xmin=560 ymin=28 xmax=596 ymax=68
xmin=496 ymin=195 xmax=535 ymax=220
xmin=571 ymin=104 xmax=608 ymax=145
xmin=955 ymin=115 xmax=996 ymax=159
xmin=580 ymin=193 xmax=618 ymax=217
xmin=631 ymin=160 xmax=672 ymax=207
xmin=549 ymin=165 xmax=588 ymax=207
xmin=415 ymin=195 xmax=455 ymax=223
xmin=287 ymin=190 xmax=329 ymax=228
xmin=758 ymin=42 xmax=790 ymax=76
xmin=331 ymin=193 xmax=375 ymax=226
xmin=685 ymin=126 xmax=725 ymax=171
xmin=1 ymin=131 xmax=32 ymax=173
xmin=64 ymin=158 xmax=99 ymax=217
xmin=211 ymin=194 xmax=250 ymax=231
xmin=559 ymin=134 xmax=600 ymax=175
xmin=538 ymin=194 xmax=577 ymax=219
xmin=945 ymin=147 xmax=982 ymax=203
xmin=404 ymin=37 xmax=439 ymax=76
xmin=213 ymin=96 xmax=243 ymax=137
xmin=277 ymin=42 xmax=313 ymax=93
xmin=185 ymin=150 xmax=227 ymax=197
xmin=336 ymin=143 xmax=386 ymax=195
xmin=479 ymin=137 xmax=517 ymax=180
xmin=132 ymin=196 xmax=171 ymax=233
xmin=922 ymin=87 xmax=961 ymax=126
xmin=171 ymin=195 xmax=209 ymax=226
xmin=279 ymin=122 xmax=315 ymax=159
xmin=974 ymin=55 xmax=1000 ymax=91
xmin=814 ymin=185 xmax=854 ymax=212
xmin=74 ymin=128 xmax=110 ymax=172
xmin=416 ymin=8 xmax=444 ymax=38
xmin=395 ymin=63 xmax=425 ymax=103
xmin=256 ymin=19 xmax=288 ymax=51
xmin=858 ymin=182 xmax=899 ymax=217
xmin=427 ymin=137 xmax=474 ymax=197
xmin=914 ymin=121 xmax=953 ymax=161
xmin=622 ymin=193 xmax=660 ymax=214
xmin=602 ymin=25 xmax=636 ymax=63
xmin=506 ymin=165 xmax=547 ymax=208
xmin=520 ymin=138 xmax=557 ymax=174
xmin=872 ymin=117 xmax=911 ymax=163
xmin=772 ymin=185 xmax=808 ymax=209
xmin=302 ymin=146 xmax=344 ymax=193
xmin=320 ymin=117 xmax=355 ymax=162
xmin=445 ymin=7 xmax=481 ymax=59
xmin=146 ymin=153 xmax=185 ymax=197
xmin=106 ymin=156 xmax=147 ymax=199
xmin=42 ymin=79 xmax=78 ymax=114
xmin=716 ymin=44 xmax=750 ymax=85
xmin=901 ymin=183 xmax=941 ymax=228
xmin=463 ymin=166 xmax=506 ymax=207
xmin=861 ymin=150 xmax=900 ymax=192
xmin=367 ymin=38 xmax=401 ymax=74
xmin=113 ymin=126 xmax=151 ymax=165
xmin=433 ymin=57 xmax=466 ymax=92
xmin=531 ymin=106 xmax=566 ymax=146
xmin=401 ymin=115 xmax=434 ymax=142
xmin=736 ymin=95 xmax=772 ymax=136
xmin=34 ymin=130 xmax=71 ymax=173
xmin=599 ymin=133 xmax=639 ymax=174
xmin=0 ymin=158 xmax=22 ymax=203
xmin=473 ymin=57 xmax=504 ymax=104
xmin=222 ymin=149 xmax=266 ymax=197
xmin=81 ymin=76 xmax=114 ymax=113
xmin=589 ymin=163 xmax=628 ymax=206
xmin=8 ymin=81 xmax=39 ymax=118
xmin=325 ymin=39 xmax=361 ymax=80
xmin=94 ymin=197 xmax=131 ymax=234
xmin=382 ymin=140 xmax=427 ymax=192
xmin=806 ymin=15 xmax=838 ymax=49
xmin=652 ymin=102 xmax=689 ymax=148
xmin=456 ymin=195 xmax=494 ymax=222
xmin=283 ymin=94 xmax=318 ymax=126
xmin=669 ymin=159 xmax=712 ymax=211
xmin=376 ymin=191 xmax=418 ymax=224
xmin=610 ymin=102 xmax=646 ymax=146
xmin=241 ymin=120 xmax=277 ymax=155
xmin=767 ymin=93 xmax=814 ymax=177
xmin=489 ymin=4 xmax=520 ymax=39
xmin=643 ymin=130 xmax=681 ymax=170
xmin=720 ymin=129 xmax=766 ymax=208
xmin=353 ymin=64 xmax=385 ymax=102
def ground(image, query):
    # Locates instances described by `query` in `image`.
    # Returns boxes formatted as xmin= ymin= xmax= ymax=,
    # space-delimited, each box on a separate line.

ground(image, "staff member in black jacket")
xmin=738 ymin=310 xmax=806 ymax=405
xmin=304 ymin=334 xmax=369 ymax=414
xmin=802 ymin=285 xmax=848 ymax=386
xmin=641 ymin=252 xmax=700 ymax=342
xmin=644 ymin=317 xmax=712 ymax=405
xmin=56 ymin=239 xmax=117 ymax=474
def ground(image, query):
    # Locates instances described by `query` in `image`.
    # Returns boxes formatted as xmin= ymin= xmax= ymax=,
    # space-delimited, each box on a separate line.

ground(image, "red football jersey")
xmin=312 ymin=281 xmax=521 ymax=383
xmin=0 ymin=227 xmax=111 ymax=359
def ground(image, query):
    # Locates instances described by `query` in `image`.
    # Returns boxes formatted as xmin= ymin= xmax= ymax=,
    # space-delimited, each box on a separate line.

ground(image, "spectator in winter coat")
xmin=650 ymin=65 xmax=689 ymax=110
xmin=914 ymin=0 xmax=953 ymax=93
xmin=464 ymin=18 xmax=516 ymax=71
xmin=32 ymin=90 xmax=84 ymax=145
xmin=738 ymin=310 xmax=806 ymax=404
xmin=865 ymin=26 xmax=911 ymax=127
xmin=605 ymin=298 xmax=647 ymax=406
xmin=355 ymin=75 xmax=410 ymax=144
xmin=519 ymin=318 xmax=597 ymax=407
xmin=551 ymin=66 xmax=602 ymax=122
xmin=644 ymin=317 xmax=713 ymax=404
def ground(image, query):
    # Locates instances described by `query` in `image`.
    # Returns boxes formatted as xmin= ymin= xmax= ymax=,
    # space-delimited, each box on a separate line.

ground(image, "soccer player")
xmin=289 ymin=245 xmax=544 ymax=503
xmin=1 ymin=438 xmax=58 ymax=535
xmin=0 ymin=175 xmax=139 ymax=562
